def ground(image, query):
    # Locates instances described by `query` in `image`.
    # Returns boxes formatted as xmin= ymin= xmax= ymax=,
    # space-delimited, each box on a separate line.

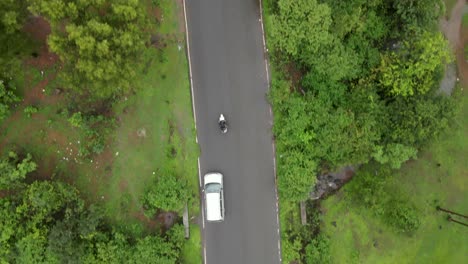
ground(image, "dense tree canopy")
xmin=28 ymin=0 xmax=149 ymax=99
xmin=144 ymin=173 xmax=190 ymax=213
xmin=267 ymin=0 xmax=456 ymax=201
xmin=0 ymin=152 xmax=186 ymax=263
xmin=379 ymin=30 xmax=452 ymax=97
xmin=0 ymin=0 xmax=29 ymax=122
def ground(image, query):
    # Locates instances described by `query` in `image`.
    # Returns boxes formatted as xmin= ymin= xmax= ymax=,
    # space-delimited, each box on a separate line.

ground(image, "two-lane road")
xmin=185 ymin=0 xmax=281 ymax=263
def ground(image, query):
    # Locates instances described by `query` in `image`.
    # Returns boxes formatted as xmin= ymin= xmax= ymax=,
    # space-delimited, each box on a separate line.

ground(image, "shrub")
xmin=23 ymin=106 xmax=38 ymax=118
xmin=464 ymin=45 xmax=468 ymax=61
xmin=384 ymin=199 xmax=421 ymax=233
xmin=281 ymin=236 xmax=302 ymax=264
xmin=68 ymin=112 xmax=83 ymax=128
xmin=143 ymin=174 xmax=189 ymax=213
xmin=347 ymin=165 xmax=421 ymax=233
xmin=0 ymin=80 xmax=20 ymax=121
xmin=304 ymin=234 xmax=331 ymax=264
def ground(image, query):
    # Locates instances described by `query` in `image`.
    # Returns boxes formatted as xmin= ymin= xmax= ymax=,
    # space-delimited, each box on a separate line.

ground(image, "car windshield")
xmin=205 ymin=183 xmax=221 ymax=193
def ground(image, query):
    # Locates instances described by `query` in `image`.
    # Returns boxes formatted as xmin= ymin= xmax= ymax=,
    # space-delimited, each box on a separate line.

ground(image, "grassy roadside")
xmin=1 ymin=0 xmax=202 ymax=260
xmin=72 ymin=0 xmax=202 ymax=251
xmin=261 ymin=0 xmax=303 ymax=261
xmin=321 ymin=87 xmax=468 ymax=263
xmin=315 ymin=3 xmax=468 ymax=261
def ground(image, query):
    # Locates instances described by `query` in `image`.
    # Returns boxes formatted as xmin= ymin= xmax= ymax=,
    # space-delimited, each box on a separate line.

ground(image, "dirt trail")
xmin=440 ymin=0 xmax=465 ymax=50
xmin=439 ymin=0 xmax=468 ymax=92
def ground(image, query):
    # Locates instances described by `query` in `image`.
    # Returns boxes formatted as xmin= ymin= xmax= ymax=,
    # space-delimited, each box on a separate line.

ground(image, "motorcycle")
xmin=218 ymin=114 xmax=228 ymax=133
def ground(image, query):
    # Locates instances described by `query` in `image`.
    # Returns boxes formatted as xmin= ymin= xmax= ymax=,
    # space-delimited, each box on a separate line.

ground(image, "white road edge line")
xmin=258 ymin=0 xmax=282 ymax=262
xmin=204 ymin=246 xmax=207 ymax=264
xmin=182 ymin=0 xmax=207 ymax=263
xmin=201 ymin=200 xmax=205 ymax=229
xmin=182 ymin=0 xmax=198 ymax=139
xmin=198 ymin=158 xmax=202 ymax=188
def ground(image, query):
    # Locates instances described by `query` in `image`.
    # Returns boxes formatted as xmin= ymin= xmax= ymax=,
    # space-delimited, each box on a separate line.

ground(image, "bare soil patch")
xmin=157 ymin=211 xmax=178 ymax=230
xmin=457 ymin=27 xmax=468 ymax=85
xmin=23 ymin=16 xmax=50 ymax=42
xmin=119 ymin=179 xmax=129 ymax=192
xmin=174 ymin=0 xmax=186 ymax=34
xmin=23 ymin=16 xmax=59 ymax=70
xmin=440 ymin=0 xmax=468 ymax=88
xmin=133 ymin=210 xmax=160 ymax=231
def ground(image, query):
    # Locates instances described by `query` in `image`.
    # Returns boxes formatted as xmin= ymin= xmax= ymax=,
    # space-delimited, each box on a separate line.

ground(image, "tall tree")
xmin=0 ymin=0 xmax=28 ymax=121
xmin=0 ymin=152 xmax=37 ymax=190
xmin=28 ymin=0 xmax=149 ymax=99
xmin=392 ymin=0 xmax=444 ymax=31
xmin=379 ymin=31 xmax=452 ymax=97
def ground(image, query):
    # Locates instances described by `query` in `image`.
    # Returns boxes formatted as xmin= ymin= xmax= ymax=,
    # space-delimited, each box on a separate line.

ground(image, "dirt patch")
xmin=439 ymin=0 xmax=468 ymax=90
xmin=457 ymin=27 xmax=468 ymax=85
xmin=152 ymin=4 xmax=163 ymax=23
xmin=133 ymin=210 xmax=160 ymax=231
xmin=174 ymin=0 xmax=186 ymax=34
xmin=157 ymin=211 xmax=178 ymax=230
xmin=285 ymin=62 xmax=306 ymax=93
xmin=92 ymin=138 xmax=115 ymax=175
xmin=23 ymin=16 xmax=59 ymax=70
xmin=311 ymin=166 xmax=356 ymax=200
xmin=25 ymin=45 xmax=59 ymax=70
xmin=119 ymin=179 xmax=128 ymax=192
xmin=23 ymin=16 xmax=50 ymax=43
xmin=25 ymin=73 xmax=62 ymax=106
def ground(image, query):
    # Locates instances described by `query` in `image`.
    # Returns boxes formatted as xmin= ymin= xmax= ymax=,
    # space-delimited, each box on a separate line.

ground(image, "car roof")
xmin=204 ymin=172 xmax=223 ymax=185
xmin=206 ymin=192 xmax=222 ymax=221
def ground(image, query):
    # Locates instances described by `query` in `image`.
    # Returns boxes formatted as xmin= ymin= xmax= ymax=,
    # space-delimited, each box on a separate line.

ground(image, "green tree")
xmin=0 ymin=0 xmax=27 ymax=34
xmin=278 ymin=150 xmax=317 ymax=201
xmin=0 ymin=152 xmax=37 ymax=190
xmin=0 ymin=75 xmax=21 ymax=123
xmin=392 ymin=0 xmax=444 ymax=30
xmin=0 ymin=153 xmax=186 ymax=262
xmin=0 ymin=199 xmax=21 ymax=260
xmin=304 ymin=234 xmax=331 ymax=264
xmin=270 ymin=0 xmax=359 ymax=80
xmin=144 ymin=174 xmax=189 ymax=212
xmin=15 ymin=233 xmax=47 ymax=264
xmin=270 ymin=0 xmax=332 ymax=60
xmin=385 ymin=95 xmax=456 ymax=147
xmin=131 ymin=236 xmax=178 ymax=264
xmin=372 ymin=143 xmax=417 ymax=169
xmin=379 ymin=31 xmax=451 ymax=97
xmin=28 ymin=0 xmax=149 ymax=99
xmin=0 ymin=0 xmax=29 ymax=118
xmin=85 ymin=232 xmax=131 ymax=264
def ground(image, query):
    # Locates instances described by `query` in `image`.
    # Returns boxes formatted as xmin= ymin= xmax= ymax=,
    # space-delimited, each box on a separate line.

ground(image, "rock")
xmin=54 ymin=88 xmax=63 ymax=95
xmin=137 ymin=128 xmax=147 ymax=138
xmin=310 ymin=166 xmax=356 ymax=199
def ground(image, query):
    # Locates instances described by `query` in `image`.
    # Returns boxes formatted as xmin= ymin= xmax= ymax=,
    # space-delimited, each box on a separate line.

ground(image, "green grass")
xmin=182 ymin=224 xmax=202 ymax=264
xmin=70 ymin=0 xmax=199 ymax=228
xmin=1 ymin=0 xmax=201 ymax=260
xmin=465 ymin=45 xmax=468 ymax=61
xmin=463 ymin=13 xmax=468 ymax=28
xmin=2 ymin=0 xmax=199 ymax=235
xmin=321 ymin=93 xmax=468 ymax=263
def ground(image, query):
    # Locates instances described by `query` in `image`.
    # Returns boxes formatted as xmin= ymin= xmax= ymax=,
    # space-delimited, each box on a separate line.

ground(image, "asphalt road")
xmin=185 ymin=0 xmax=281 ymax=263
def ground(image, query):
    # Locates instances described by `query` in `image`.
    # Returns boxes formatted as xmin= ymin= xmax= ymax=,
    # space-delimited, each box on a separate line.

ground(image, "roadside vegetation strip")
xmin=1 ymin=0 xmax=200 ymax=262
xmin=182 ymin=224 xmax=203 ymax=264
xmin=262 ymin=0 xmax=458 ymax=263
xmin=321 ymin=90 xmax=468 ymax=263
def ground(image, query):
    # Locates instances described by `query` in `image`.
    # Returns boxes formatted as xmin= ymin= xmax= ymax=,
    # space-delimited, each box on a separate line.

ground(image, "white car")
xmin=204 ymin=172 xmax=225 ymax=222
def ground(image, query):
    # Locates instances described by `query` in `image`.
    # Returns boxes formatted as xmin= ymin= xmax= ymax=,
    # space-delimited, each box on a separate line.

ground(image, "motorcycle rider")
xmin=219 ymin=114 xmax=227 ymax=133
